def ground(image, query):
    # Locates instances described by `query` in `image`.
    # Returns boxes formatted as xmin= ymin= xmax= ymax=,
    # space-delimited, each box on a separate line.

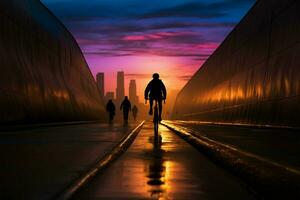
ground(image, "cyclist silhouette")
xmin=144 ymin=73 xmax=167 ymax=122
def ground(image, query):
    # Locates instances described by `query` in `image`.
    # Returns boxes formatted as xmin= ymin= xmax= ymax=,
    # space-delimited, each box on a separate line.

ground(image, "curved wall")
xmin=173 ymin=0 xmax=300 ymax=127
xmin=0 ymin=0 xmax=105 ymax=124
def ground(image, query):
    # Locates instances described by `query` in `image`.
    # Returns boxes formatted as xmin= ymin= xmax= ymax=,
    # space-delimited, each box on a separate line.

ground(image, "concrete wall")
xmin=0 ymin=0 xmax=105 ymax=124
xmin=173 ymin=0 xmax=300 ymax=127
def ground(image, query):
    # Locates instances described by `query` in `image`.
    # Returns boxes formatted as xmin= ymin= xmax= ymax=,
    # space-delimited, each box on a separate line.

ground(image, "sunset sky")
xmin=42 ymin=0 xmax=255 ymax=99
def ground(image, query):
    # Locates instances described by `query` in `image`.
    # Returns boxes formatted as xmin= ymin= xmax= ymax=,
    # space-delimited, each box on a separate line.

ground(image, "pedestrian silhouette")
xmin=106 ymin=99 xmax=116 ymax=123
xmin=144 ymin=73 xmax=167 ymax=122
xmin=120 ymin=96 xmax=131 ymax=124
xmin=132 ymin=105 xmax=138 ymax=121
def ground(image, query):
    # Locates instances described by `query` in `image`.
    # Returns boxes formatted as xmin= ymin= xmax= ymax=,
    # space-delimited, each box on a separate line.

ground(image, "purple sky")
xmin=42 ymin=0 xmax=255 ymax=98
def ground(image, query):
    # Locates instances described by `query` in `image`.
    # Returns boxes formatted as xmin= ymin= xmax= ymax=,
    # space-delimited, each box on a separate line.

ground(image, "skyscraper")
xmin=129 ymin=80 xmax=138 ymax=105
xmin=96 ymin=72 xmax=104 ymax=99
xmin=116 ymin=71 xmax=125 ymax=103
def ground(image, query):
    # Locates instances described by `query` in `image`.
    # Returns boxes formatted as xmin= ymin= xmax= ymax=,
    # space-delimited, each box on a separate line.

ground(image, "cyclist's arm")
xmin=144 ymin=82 xmax=151 ymax=99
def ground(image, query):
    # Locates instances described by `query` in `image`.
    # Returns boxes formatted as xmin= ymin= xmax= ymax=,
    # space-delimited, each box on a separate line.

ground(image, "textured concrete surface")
xmin=0 ymin=122 xmax=138 ymax=200
xmin=169 ymin=121 xmax=300 ymax=170
xmin=0 ymin=0 xmax=105 ymax=124
xmin=162 ymin=120 xmax=300 ymax=199
xmin=173 ymin=0 xmax=300 ymax=128
xmin=73 ymin=122 xmax=256 ymax=200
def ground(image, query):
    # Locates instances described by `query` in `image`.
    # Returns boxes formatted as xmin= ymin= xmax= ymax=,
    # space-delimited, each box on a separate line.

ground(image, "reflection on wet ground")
xmin=74 ymin=122 xmax=256 ymax=199
xmin=145 ymin=135 xmax=165 ymax=198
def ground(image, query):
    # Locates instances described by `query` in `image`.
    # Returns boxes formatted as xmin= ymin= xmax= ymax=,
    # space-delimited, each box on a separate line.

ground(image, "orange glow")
xmin=52 ymin=90 xmax=70 ymax=100
xmin=195 ymin=80 xmax=269 ymax=105
xmin=284 ymin=78 xmax=290 ymax=96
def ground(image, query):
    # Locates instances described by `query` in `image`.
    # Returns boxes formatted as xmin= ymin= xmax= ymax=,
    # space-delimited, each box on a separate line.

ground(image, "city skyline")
xmin=116 ymin=71 xmax=125 ymax=103
xmin=96 ymin=72 xmax=105 ymax=99
xmin=99 ymin=70 xmax=158 ymax=102
xmin=129 ymin=80 xmax=139 ymax=105
xmin=41 ymin=0 xmax=256 ymax=97
xmin=101 ymin=71 xmax=140 ymax=105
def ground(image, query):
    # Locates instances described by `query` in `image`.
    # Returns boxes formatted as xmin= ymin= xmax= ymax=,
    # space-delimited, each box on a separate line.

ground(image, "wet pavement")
xmin=168 ymin=121 xmax=300 ymax=170
xmin=73 ymin=122 xmax=256 ymax=200
xmin=0 ymin=122 xmax=139 ymax=200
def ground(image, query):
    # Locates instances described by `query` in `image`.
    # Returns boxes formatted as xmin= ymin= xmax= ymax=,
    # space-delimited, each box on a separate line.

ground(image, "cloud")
xmin=67 ymin=20 xmax=235 ymax=40
xmin=125 ymin=73 xmax=169 ymax=79
xmin=83 ymin=47 xmax=211 ymax=59
xmin=42 ymin=0 xmax=254 ymax=62
xmin=82 ymin=35 xmax=214 ymax=58
xmin=43 ymin=0 xmax=254 ymax=20
xmin=177 ymin=75 xmax=193 ymax=81
xmin=141 ymin=0 xmax=255 ymax=19
xmin=148 ymin=22 xmax=235 ymax=30
xmin=142 ymin=5 xmax=225 ymax=19
xmin=76 ymin=26 xmax=217 ymax=59
xmin=121 ymin=31 xmax=198 ymax=41
xmin=83 ymin=51 xmax=134 ymax=57
xmin=125 ymin=73 xmax=153 ymax=79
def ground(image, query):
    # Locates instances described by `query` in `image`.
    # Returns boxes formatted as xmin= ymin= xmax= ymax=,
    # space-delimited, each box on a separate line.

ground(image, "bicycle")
xmin=145 ymin=99 xmax=159 ymax=135
xmin=153 ymin=100 xmax=159 ymax=135
xmin=145 ymin=99 xmax=165 ymax=136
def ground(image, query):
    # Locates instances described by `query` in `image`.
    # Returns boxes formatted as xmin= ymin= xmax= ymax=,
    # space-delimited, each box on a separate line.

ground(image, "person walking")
xmin=120 ymin=96 xmax=131 ymax=124
xmin=106 ymin=99 xmax=116 ymax=123
xmin=132 ymin=105 xmax=138 ymax=121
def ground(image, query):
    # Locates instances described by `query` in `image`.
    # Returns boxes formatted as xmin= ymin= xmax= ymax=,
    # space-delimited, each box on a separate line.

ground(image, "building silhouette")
xmin=116 ymin=71 xmax=125 ymax=103
xmin=172 ymin=0 xmax=300 ymax=128
xmin=129 ymin=80 xmax=139 ymax=105
xmin=0 ymin=0 xmax=106 ymax=124
xmin=105 ymin=92 xmax=115 ymax=102
xmin=96 ymin=72 xmax=105 ymax=99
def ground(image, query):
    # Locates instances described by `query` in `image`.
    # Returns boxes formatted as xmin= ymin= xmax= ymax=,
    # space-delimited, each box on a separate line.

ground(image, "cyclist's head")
xmin=152 ymin=73 xmax=159 ymax=79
